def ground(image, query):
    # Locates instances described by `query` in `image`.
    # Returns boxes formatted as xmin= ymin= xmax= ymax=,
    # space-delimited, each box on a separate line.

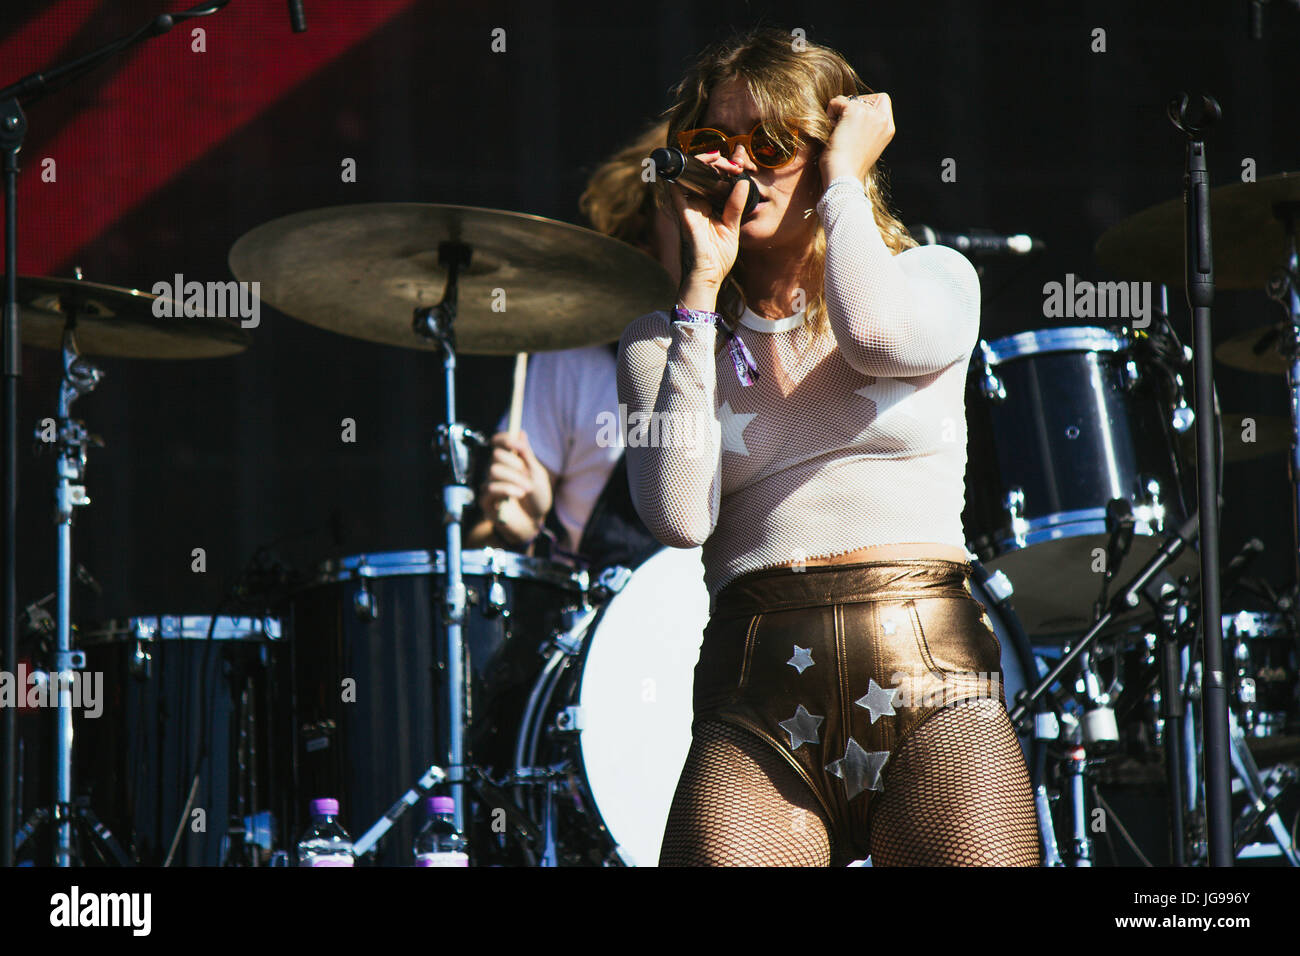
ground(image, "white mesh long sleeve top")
xmin=616 ymin=177 xmax=981 ymax=598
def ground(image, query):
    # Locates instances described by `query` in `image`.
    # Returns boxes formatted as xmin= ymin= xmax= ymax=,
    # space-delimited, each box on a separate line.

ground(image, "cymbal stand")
xmin=1010 ymin=514 xmax=1197 ymax=865
xmin=1010 ymin=516 xmax=1198 ymax=727
xmin=1180 ymin=638 xmax=1207 ymax=861
xmin=1146 ymin=579 xmax=1300 ymax=866
xmin=413 ymin=240 xmax=480 ymax=837
xmin=1226 ymin=714 xmax=1299 ymax=864
xmin=28 ymin=318 xmax=106 ymax=865
xmin=350 ymin=764 xmax=447 ymax=859
xmin=1265 ymin=202 xmax=1300 ymax=595
xmin=0 ymin=0 xmax=235 ymax=869
xmin=1179 ymin=654 xmax=1300 ymax=865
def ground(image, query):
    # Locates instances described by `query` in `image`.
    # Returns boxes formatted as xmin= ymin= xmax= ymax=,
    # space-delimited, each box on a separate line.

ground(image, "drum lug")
xmin=129 ymin=640 xmax=152 ymax=679
xmin=1133 ymin=475 xmax=1166 ymax=532
xmin=1120 ymin=357 xmax=1141 ymax=391
xmin=484 ymin=578 xmax=509 ymax=618
xmin=302 ymin=719 xmax=336 ymax=753
xmin=984 ymin=568 xmax=1015 ymax=602
xmin=1004 ymin=487 xmax=1028 ymax=548
xmin=551 ymin=623 xmax=585 ymax=657
xmin=352 ymin=578 xmax=378 ymax=621
xmin=554 ymin=705 xmax=584 ymax=733
xmin=1168 ymin=371 xmax=1196 ymax=432
xmin=477 ymin=551 xmax=510 ymax=619
xmin=129 ymin=618 xmax=156 ymax=679
xmin=976 ymin=340 xmax=1006 ymax=403
xmin=590 ymin=565 xmax=634 ymax=604
xmin=1238 ymin=676 xmax=1258 ymax=705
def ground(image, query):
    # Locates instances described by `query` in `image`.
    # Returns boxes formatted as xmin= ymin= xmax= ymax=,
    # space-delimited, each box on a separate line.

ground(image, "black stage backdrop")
xmin=2 ymin=0 xmax=1298 ymax=621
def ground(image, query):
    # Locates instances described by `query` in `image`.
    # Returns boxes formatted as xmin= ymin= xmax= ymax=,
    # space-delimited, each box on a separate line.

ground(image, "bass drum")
xmin=521 ymin=549 xmax=1030 ymax=866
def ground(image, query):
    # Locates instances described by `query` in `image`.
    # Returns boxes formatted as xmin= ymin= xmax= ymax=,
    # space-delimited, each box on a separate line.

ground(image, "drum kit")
xmin=968 ymin=170 xmax=1300 ymax=866
xmin=7 ymin=163 xmax=1300 ymax=866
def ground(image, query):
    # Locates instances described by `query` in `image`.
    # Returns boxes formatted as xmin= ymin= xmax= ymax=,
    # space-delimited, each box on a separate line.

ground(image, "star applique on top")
xmin=787 ymin=645 xmax=815 ymax=674
xmin=778 ymin=704 xmax=825 ymax=751
xmin=854 ymin=378 xmax=917 ymax=421
xmin=854 ymin=679 xmax=898 ymax=724
xmin=717 ymin=401 xmax=757 ymax=456
xmin=825 ymin=738 xmax=890 ymax=800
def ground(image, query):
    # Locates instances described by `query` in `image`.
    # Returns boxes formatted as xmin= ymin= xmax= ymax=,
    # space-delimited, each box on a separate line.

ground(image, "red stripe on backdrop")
xmin=10 ymin=0 xmax=418 ymax=275
xmin=0 ymin=0 xmax=104 ymax=79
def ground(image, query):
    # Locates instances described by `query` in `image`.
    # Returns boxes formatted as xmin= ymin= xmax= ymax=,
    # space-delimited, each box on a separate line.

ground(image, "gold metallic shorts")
xmin=693 ymin=559 xmax=1005 ymax=860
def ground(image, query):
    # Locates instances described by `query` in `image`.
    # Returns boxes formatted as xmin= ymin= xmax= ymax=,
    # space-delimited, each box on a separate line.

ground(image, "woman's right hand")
xmin=670 ymin=153 xmax=751 ymax=310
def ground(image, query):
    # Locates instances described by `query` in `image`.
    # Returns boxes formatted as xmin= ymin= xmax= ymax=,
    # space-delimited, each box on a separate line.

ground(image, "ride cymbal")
xmin=228 ymin=203 xmax=674 ymax=355
xmin=1095 ymin=172 xmax=1300 ymax=291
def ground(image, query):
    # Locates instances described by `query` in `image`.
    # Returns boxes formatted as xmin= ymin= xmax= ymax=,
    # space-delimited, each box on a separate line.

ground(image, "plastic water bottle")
xmin=412 ymin=796 xmax=469 ymax=867
xmin=297 ymin=798 xmax=355 ymax=867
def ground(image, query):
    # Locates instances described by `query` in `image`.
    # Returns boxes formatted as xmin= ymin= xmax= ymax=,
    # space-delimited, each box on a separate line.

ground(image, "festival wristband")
xmin=672 ymin=306 xmax=758 ymax=387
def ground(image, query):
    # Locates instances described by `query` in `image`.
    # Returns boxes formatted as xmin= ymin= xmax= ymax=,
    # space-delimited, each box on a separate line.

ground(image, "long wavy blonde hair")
xmin=578 ymin=120 xmax=669 ymax=243
xmin=662 ymin=27 xmax=915 ymax=341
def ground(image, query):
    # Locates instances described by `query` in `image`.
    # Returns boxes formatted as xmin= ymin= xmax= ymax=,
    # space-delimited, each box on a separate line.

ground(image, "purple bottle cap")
xmin=311 ymin=797 xmax=339 ymax=817
xmin=428 ymin=796 xmax=454 ymax=815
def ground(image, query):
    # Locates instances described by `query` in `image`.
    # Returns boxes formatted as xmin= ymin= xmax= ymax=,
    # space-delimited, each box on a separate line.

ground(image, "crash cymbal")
xmin=1216 ymin=322 xmax=1292 ymax=375
xmin=8 ymin=275 xmax=250 ymax=358
xmin=1095 ymin=172 xmax=1300 ymax=290
xmin=227 ymin=203 xmax=674 ymax=355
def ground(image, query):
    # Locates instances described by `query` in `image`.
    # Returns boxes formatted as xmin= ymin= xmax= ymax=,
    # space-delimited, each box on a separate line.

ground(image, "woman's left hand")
xmin=820 ymin=93 xmax=895 ymax=185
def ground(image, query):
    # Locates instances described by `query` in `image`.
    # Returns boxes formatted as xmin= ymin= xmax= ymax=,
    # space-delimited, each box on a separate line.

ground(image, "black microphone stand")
xmin=1151 ymin=577 xmax=1193 ymax=867
xmin=1168 ymin=92 xmax=1233 ymax=867
xmin=0 ymin=0 xmax=234 ymax=867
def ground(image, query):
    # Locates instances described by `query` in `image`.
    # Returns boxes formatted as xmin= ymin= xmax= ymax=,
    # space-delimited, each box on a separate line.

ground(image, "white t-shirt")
xmin=497 ymin=345 xmax=623 ymax=551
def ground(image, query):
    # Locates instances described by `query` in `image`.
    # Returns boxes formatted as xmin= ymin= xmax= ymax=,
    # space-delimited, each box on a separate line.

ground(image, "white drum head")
xmin=576 ymin=547 xmax=709 ymax=866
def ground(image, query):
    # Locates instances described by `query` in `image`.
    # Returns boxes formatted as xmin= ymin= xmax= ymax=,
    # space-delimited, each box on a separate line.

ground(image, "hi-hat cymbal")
xmin=1095 ymin=172 xmax=1300 ymax=290
xmin=1216 ymin=322 xmax=1292 ymax=375
xmin=228 ymin=204 xmax=674 ymax=355
xmin=8 ymin=275 xmax=250 ymax=358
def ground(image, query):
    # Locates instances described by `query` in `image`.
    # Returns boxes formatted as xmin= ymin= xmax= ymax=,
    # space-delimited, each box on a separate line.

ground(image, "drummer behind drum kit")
xmin=9 ymin=171 xmax=1300 ymax=866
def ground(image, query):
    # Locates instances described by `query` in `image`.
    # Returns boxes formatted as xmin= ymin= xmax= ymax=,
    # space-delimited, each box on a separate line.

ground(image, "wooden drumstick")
xmin=505 ymin=351 xmax=527 ymax=437
xmin=495 ymin=352 xmax=529 ymax=526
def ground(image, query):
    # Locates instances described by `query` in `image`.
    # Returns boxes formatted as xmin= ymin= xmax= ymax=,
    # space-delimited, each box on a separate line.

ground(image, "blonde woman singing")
xmin=618 ymin=28 xmax=1040 ymax=867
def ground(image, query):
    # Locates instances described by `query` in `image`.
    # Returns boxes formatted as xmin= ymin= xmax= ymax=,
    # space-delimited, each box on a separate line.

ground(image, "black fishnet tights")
xmin=659 ymin=721 xmax=832 ymax=866
xmin=659 ymin=700 xmax=1040 ymax=866
xmin=869 ymin=698 xmax=1041 ymax=866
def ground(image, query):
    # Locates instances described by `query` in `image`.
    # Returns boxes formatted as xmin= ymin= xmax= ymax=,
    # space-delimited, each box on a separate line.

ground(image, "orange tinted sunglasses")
xmin=676 ymin=122 xmax=801 ymax=169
